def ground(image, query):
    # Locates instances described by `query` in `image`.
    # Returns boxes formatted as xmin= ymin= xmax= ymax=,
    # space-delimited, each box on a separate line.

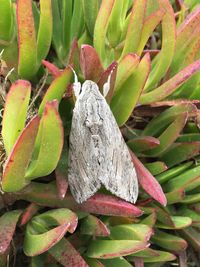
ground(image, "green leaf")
xmin=114 ymin=53 xmax=139 ymax=93
xmin=111 ymin=53 xmax=150 ymax=126
xmin=145 ymin=161 xmax=167 ymax=176
xmin=144 ymin=113 xmax=187 ymax=157
xmin=156 ymin=161 xmax=193 ymax=184
xmin=180 ymin=227 xmax=200 ymax=251
xmin=152 ymin=230 xmax=187 ymax=251
xmin=86 ymin=240 xmax=149 ymax=259
xmin=156 ymin=216 xmax=192 ymax=229
xmin=128 ymin=136 xmax=160 ymax=153
xmin=121 ymin=0 xmax=147 ymax=58
xmin=142 ymin=250 xmax=176 ymax=263
xmin=94 ymin=0 xmax=115 ymax=64
xmin=110 ymin=224 xmax=153 ymax=242
xmin=101 ymin=258 xmax=132 ymax=267
xmin=165 ymin=165 xmax=200 ymax=192
xmin=0 ymin=0 xmax=14 ymax=44
xmin=0 ymin=210 xmax=22 ymax=254
xmin=38 ymin=66 xmax=72 ymax=116
xmin=161 ymin=142 xmax=200 ymax=167
xmin=36 ymin=0 xmax=52 ymax=66
xmin=82 ymin=0 xmax=99 ymax=36
xmin=25 ymin=101 xmax=64 ymax=179
xmin=2 ymin=116 xmax=40 ymax=192
xmin=137 ymin=8 xmax=165 ymax=55
xmin=17 ymin=0 xmax=37 ymax=79
xmin=142 ymin=103 xmax=196 ymax=136
xmin=2 ymin=80 xmax=31 ymax=155
xmin=24 ymin=222 xmax=70 ymax=256
xmin=144 ymin=0 xmax=176 ymax=90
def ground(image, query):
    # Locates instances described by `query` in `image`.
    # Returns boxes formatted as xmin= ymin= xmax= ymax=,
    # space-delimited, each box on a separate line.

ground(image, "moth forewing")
xmin=68 ymin=80 xmax=138 ymax=203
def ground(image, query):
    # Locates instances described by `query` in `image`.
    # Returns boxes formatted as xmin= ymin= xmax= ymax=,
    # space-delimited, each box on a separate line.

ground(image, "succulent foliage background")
xmin=1 ymin=0 xmax=200 ymax=266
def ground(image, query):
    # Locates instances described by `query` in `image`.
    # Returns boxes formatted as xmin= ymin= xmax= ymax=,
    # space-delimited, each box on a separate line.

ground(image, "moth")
xmin=68 ymin=74 xmax=138 ymax=204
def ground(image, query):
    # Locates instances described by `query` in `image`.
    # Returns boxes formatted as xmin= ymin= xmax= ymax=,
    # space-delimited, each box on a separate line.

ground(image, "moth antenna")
xmin=69 ymin=66 xmax=81 ymax=98
xmin=103 ymin=67 xmax=115 ymax=97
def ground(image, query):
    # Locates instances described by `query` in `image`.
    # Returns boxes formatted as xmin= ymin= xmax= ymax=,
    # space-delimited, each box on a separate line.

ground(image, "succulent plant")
xmin=1 ymin=0 xmax=200 ymax=266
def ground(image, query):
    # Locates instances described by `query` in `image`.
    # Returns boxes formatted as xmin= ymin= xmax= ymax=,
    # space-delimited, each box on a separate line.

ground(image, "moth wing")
xmin=68 ymin=99 xmax=101 ymax=203
xmin=99 ymin=98 xmax=139 ymax=203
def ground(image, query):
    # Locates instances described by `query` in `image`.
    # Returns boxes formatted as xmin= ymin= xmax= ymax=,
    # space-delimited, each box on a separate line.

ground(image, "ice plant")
xmin=0 ymin=0 xmax=200 ymax=266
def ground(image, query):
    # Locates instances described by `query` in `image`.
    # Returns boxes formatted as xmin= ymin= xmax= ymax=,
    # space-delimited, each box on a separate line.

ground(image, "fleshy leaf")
xmin=131 ymin=152 xmax=167 ymax=206
xmin=19 ymin=183 xmax=143 ymax=217
xmin=2 ymin=116 xmax=40 ymax=192
xmin=80 ymin=45 xmax=104 ymax=82
xmin=81 ymin=215 xmax=110 ymax=236
xmin=127 ymin=136 xmax=160 ymax=153
xmin=38 ymin=66 xmax=72 ymax=116
xmin=25 ymin=101 xmax=64 ymax=179
xmin=111 ymin=53 xmax=150 ymax=126
xmin=0 ymin=0 xmax=14 ymax=44
xmin=0 ymin=210 xmax=22 ymax=254
xmin=86 ymin=240 xmax=149 ymax=259
xmin=17 ymin=0 xmax=37 ymax=79
xmin=2 ymin=80 xmax=31 ymax=155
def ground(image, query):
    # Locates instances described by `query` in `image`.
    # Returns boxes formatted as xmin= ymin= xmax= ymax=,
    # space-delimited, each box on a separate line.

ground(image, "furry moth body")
xmin=68 ymin=80 xmax=138 ymax=203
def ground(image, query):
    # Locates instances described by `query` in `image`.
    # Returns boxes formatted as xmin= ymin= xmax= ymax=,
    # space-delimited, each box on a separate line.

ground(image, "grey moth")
xmin=68 ymin=76 xmax=138 ymax=204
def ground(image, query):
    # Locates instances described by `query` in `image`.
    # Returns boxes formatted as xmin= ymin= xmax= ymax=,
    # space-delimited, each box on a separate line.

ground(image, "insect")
xmin=68 ymin=74 xmax=138 ymax=204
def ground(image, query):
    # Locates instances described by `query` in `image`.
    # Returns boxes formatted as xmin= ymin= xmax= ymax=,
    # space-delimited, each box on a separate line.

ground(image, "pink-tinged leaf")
xmin=145 ymin=113 xmax=188 ymax=157
xmin=38 ymin=66 xmax=72 ymax=116
xmin=2 ymin=116 xmax=40 ymax=192
xmin=55 ymin=169 xmax=68 ymax=200
xmin=110 ymin=224 xmax=153 ymax=242
xmin=127 ymin=136 xmax=160 ymax=153
xmin=17 ymin=0 xmax=37 ymax=79
xmin=114 ymin=54 xmax=139 ymax=93
xmin=171 ymin=7 xmax=200 ymax=74
xmin=141 ymin=250 xmax=176 ymax=263
xmin=49 ymin=238 xmax=89 ymax=267
xmin=144 ymin=161 xmax=167 ymax=176
xmin=86 ymin=240 xmax=149 ymax=259
xmin=42 ymin=60 xmax=60 ymax=78
xmin=94 ymin=0 xmax=115 ymax=62
xmin=161 ymin=142 xmax=200 ymax=167
xmin=25 ymin=101 xmax=64 ymax=179
xmin=81 ymin=215 xmax=110 ymax=237
xmin=111 ymin=53 xmax=151 ymax=126
xmin=121 ymin=0 xmax=147 ymax=58
xmin=79 ymin=194 xmax=142 ymax=217
xmin=137 ymin=8 xmax=165 ymax=55
xmin=80 ymin=45 xmax=104 ymax=82
xmin=144 ymin=0 xmax=176 ymax=90
xmin=20 ymin=203 xmax=40 ymax=226
xmin=2 ymin=80 xmax=31 ymax=155
xmin=140 ymin=59 xmax=200 ymax=104
xmin=131 ymin=152 xmax=167 ymax=206
xmin=36 ymin=0 xmax=52 ymax=65
xmin=24 ymin=222 xmax=70 ymax=256
xmin=68 ymin=38 xmax=80 ymax=72
xmin=0 ymin=210 xmax=22 ymax=254
xmin=98 ymin=61 xmax=118 ymax=102
xmin=19 ymin=183 xmax=143 ymax=217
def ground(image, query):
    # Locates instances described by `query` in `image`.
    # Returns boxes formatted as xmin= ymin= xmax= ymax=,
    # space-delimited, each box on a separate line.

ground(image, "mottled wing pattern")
xmin=68 ymin=80 xmax=138 ymax=203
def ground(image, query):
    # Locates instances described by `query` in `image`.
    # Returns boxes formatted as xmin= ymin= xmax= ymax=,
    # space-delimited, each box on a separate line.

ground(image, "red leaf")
xmin=130 ymin=152 xmax=167 ymax=206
